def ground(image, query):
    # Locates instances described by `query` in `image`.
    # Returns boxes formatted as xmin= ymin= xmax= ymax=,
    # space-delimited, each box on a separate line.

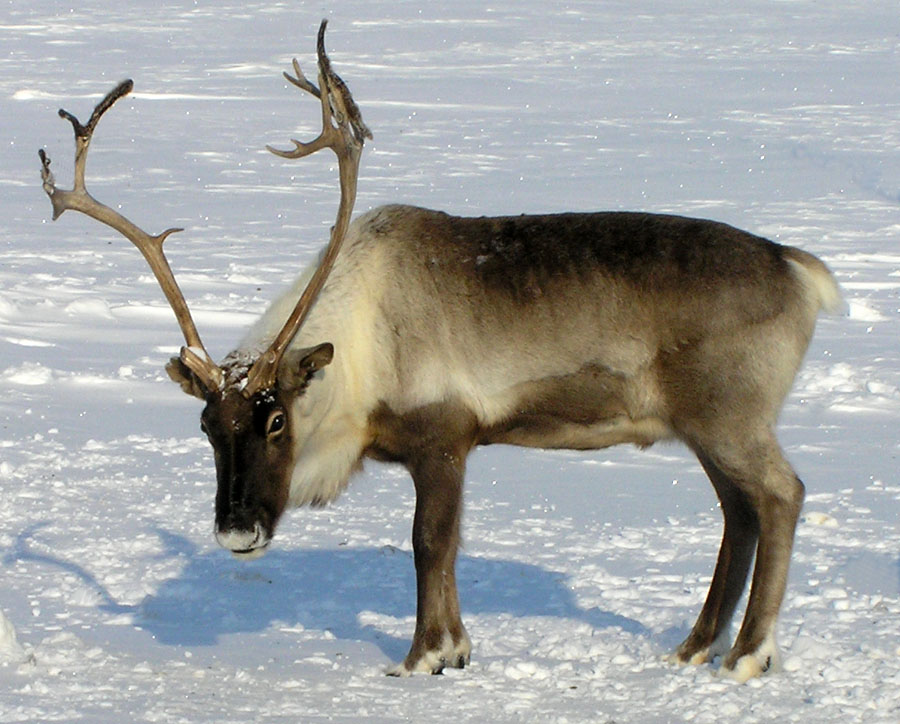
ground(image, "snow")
xmin=1 ymin=0 xmax=899 ymax=721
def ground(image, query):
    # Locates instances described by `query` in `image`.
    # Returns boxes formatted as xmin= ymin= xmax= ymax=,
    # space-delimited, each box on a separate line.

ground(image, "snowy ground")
xmin=1 ymin=1 xmax=899 ymax=721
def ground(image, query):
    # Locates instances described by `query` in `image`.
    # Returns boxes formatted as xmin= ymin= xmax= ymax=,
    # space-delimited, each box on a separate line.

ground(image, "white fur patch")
xmin=786 ymin=255 xmax=845 ymax=316
xmin=669 ymin=627 xmax=733 ymax=666
xmin=719 ymin=628 xmax=780 ymax=683
xmin=387 ymin=631 xmax=471 ymax=676
xmin=216 ymin=524 xmax=270 ymax=559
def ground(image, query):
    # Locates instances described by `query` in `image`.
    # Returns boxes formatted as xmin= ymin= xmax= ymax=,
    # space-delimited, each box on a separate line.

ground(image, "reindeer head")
xmin=165 ymin=342 xmax=334 ymax=557
xmin=39 ymin=21 xmax=369 ymax=559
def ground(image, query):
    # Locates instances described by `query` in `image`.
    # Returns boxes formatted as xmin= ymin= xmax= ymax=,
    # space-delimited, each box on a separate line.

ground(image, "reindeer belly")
xmin=479 ymin=364 xmax=672 ymax=450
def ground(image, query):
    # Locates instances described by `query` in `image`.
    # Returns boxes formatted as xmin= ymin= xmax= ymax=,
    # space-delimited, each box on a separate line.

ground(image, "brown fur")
xmin=342 ymin=206 xmax=835 ymax=676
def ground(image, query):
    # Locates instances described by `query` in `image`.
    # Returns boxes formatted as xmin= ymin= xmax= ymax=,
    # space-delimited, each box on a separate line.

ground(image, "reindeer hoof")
xmin=664 ymin=649 xmax=711 ymax=666
xmin=386 ymin=636 xmax=471 ymax=677
xmin=386 ymin=653 xmax=470 ymax=677
xmin=385 ymin=658 xmax=447 ymax=677
xmin=668 ymin=629 xmax=732 ymax=667
xmin=719 ymin=644 xmax=780 ymax=682
xmin=385 ymin=663 xmax=413 ymax=677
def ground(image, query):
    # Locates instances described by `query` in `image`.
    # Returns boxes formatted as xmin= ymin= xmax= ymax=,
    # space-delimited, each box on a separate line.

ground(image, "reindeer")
xmin=39 ymin=22 xmax=841 ymax=681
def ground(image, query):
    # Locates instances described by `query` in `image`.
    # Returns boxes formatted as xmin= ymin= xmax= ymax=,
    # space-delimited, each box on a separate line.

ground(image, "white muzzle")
xmin=215 ymin=523 xmax=270 ymax=560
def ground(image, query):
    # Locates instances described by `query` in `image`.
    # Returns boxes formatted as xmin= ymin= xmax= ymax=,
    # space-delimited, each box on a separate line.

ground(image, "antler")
xmin=243 ymin=19 xmax=372 ymax=397
xmin=39 ymin=80 xmax=224 ymax=392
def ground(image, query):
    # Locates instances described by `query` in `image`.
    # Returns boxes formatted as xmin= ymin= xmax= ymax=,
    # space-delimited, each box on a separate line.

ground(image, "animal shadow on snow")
xmin=147 ymin=527 xmax=649 ymax=661
xmin=9 ymin=524 xmax=647 ymax=663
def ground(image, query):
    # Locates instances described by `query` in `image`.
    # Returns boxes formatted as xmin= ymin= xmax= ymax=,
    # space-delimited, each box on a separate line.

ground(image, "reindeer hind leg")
xmin=724 ymin=447 xmax=804 ymax=681
xmin=672 ymin=449 xmax=759 ymax=666
xmin=679 ymin=431 xmax=803 ymax=681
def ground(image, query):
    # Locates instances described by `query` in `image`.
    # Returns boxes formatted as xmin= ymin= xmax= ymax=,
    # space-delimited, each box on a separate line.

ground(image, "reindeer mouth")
xmin=230 ymin=543 xmax=270 ymax=561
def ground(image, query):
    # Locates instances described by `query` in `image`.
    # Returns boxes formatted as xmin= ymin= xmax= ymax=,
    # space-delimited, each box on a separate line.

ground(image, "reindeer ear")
xmin=279 ymin=343 xmax=334 ymax=390
xmin=166 ymin=356 xmax=208 ymax=400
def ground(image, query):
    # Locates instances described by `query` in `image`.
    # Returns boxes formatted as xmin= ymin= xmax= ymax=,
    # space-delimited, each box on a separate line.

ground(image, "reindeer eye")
xmin=266 ymin=410 xmax=286 ymax=437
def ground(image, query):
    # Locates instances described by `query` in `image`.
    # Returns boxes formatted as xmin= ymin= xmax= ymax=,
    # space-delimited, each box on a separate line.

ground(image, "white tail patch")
xmin=785 ymin=250 xmax=845 ymax=316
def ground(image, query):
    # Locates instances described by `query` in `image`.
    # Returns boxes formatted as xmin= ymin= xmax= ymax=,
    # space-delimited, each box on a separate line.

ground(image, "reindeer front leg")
xmin=389 ymin=447 xmax=471 ymax=676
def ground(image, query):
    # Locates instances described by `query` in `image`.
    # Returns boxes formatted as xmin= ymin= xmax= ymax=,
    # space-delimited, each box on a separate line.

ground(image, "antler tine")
xmin=283 ymin=58 xmax=321 ymax=98
xmin=245 ymin=20 xmax=370 ymax=397
xmin=314 ymin=22 xmax=372 ymax=147
xmin=265 ymin=21 xmax=372 ymax=160
xmin=39 ymin=81 xmax=223 ymax=392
